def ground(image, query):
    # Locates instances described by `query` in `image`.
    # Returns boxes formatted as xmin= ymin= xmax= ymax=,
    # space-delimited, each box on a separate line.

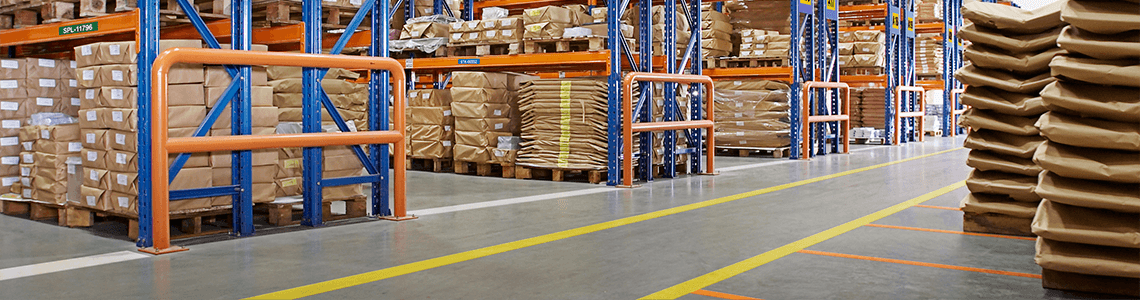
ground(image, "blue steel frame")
xmin=789 ymin=0 xmax=842 ymax=159
xmin=882 ymin=0 xmax=918 ymax=145
xmin=940 ymin=0 xmax=963 ymax=136
xmin=136 ymin=0 xmax=398 ymax=247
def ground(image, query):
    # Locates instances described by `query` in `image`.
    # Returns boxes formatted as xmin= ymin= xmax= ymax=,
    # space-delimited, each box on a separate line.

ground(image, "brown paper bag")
xmin=1060 ymin=0 xmax=1140 ymax=35
xmin=959 ymin=108 xmax=1040 ymax=136
xmin=960 ymin=86 xmax=1046 ymax=116
xmin=965 ymin=169 xmax=1040 ymax=202
xmin=961 ymin=0 xmax=1064 ymax=34
xmin=958 ymin=193 xmax=1038 ymax=218
xmin=962 ymin=129 xmax=1045 ymax=158
xmin=1056 ymin=26 xmax=1140 ymax=61
xmin=1032 ymin=200 xmax=1139 ymax=249
xmin=1050 ymin=55 xmax=1140 ymax=88
xmin=966 ymin=149 xmax=1042 ymax=176
xmin=1036 ymin=171 xmax=1140 ymax=214
xmin=1040 ymin=81 xmax=1139 ymax=123
xmin=1035 ymin=238 xmax=1140 ymax=278
xmin=1037 ymin=111 xmax=1139 ymax=151
xmin=963 ymin=45 xmax=1064 ymax=75
xmin=954 ymin=65 xmax=1054 ymax=93
xmin=959 ymin=24 xmax=1061 ymax=54
xmin=1032 ymin=141 xmax=1140 ymax=184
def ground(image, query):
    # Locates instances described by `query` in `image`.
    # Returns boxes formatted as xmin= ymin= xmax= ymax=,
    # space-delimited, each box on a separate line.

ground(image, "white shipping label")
xmin=86 ymin=196 xmax=96 ymax=206
xmin=736 ymin=121 xmax=744 ymax=126
xmin=86 ymin=133 xmax=95 ymax=143
xmin=109 ymin=44 xmax=121 ymax=55
xmin=116 ymin=153 xmax=127 ymax=164
xmin=112 ymin=111 xmax=123 ymax=122
xmin=111 ymin=88 xmax=124 ymax=100
xmin=72 ymin=98 xmax=81 ymax=106
xmin=68 ymin=142 xmax=81 ymax=152
xmin=0 ymin=80 xmax=16 ymax=89
xmin=2 ymin=120 xmax=18 ymax=129
xmin=502 ymin=29 xmax=514 ymax=36
xmin=442 ymin=141 xmax=452 ymax=147
xmin=444 ymin=125 xmax=451 ymax=131
xmin=21 ymin=167 xmax=30 ymax=176
xmin=451 ymin=33 xmax=463 ymax=40
xmin=484 ymin=22 xmax=495 ymax=29
xmin=117 ymin=197 xmax=128 ymax=208
xmin=486 ymin=31 xmax=497 ymax=37
xmin=0 ymin=137 xmax=16 ymax=146
xmin=21 ymin=142 xmax=31 ymax=151
xmin=733 ymin=81 xmax=742 ymax=86
xmin=0 ymin=60 xmax=16 ymax=69
xmin=443 ymin=110 xmax=451 ymax=116
xmin=86 ymin=110 xmax=97 ymax=121
xmin=80 ymin=45 xmax=92 ymax=56
xmin=469 ymin=33 xmax=480 ymax=39
xmin=734 ymin=113 xmax=742 ymax=118
xmin=71 ymin=61 xmax=77 ymax=68
xmin=493 ymin=109 xmax=502 ymax=116
xmin=87 ymin=151 xmax=97 ymax=161
xmin=0 ymin=157 xmax=16 ymax=165
xmin=69 ymin=79 xmax=77 ymax=87
xmin=22 ymin=153 xmax=32 ymax=163
xmin=82 ymin=70 xmax=94 ymax=80
xmin=38 ymin=59 xmax=55 ymax=68
xmin=421 ymin=93 xmax=429 ymax=99
xmin=117 ymin=174 xmax=128 ymax=185
xmin=736 ymin=102 xmax=743 ymax=108
xmin=22 ymin=189 xmax=31 ymax=198
xmin=68 ymin=164 xmax=75 ymax=174
xmin=1 ymin=177 xmax=16 ymax=186
xmin=41 ymin=129 xmax=50 ymax=139
xmin=85 ymin=89 xmax=96 ymax=99
xmin=494 ymin=123 xmax=503 ymax=130
xmin=111 ymin=70 xmax=123 ymax=82
xmin=115 ymin=133 xmax=125 ymax=145
xmin=736 ymin=132 xmax=744 ymax=136
xmin=739 ymin=140 xmax=747 ymax=144
xmin=37 ymin=97 xmax=53 ymax=106
xmin=734 ymin=91 xmax=742 ymax=95
xmin=19 ymin=178 xmax=29 ymax=186
xmin=0 ymin=102 xmax=16 ymax=111
xmin=39 ymin=78 xmax=56 ymax=87
xmin=90 ymin=170 xmax=98 ymax=180
xmin=743 ymin=37 xmax=753 ymax=43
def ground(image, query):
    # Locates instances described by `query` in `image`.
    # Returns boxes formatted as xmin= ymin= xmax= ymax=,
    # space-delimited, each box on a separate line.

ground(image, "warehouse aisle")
xmin=0 ymin=136 xmax=1063 ymax=299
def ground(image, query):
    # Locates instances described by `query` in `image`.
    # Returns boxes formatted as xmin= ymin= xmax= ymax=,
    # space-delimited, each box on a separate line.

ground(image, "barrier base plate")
xmin=138 ymin=245 xmax=189 ymax=255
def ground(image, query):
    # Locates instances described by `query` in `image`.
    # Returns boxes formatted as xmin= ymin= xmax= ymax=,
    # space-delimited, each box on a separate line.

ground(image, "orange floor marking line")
xmin=691 ymin=289 xmax=763 ymax=300
xmin=914 ymin=204 xmax=960 ymax=211
xmin=797 ymin=250 xmax=1041 ymax=279
xmin=864 ymin=224 xmax=1036 ymax=241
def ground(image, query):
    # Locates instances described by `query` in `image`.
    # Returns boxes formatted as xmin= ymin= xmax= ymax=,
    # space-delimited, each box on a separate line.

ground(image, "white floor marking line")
xmin=409 ymin=187 xmax=614 ymax=216
xmin=850 ymin=145 xmax=890 ymax=152
xmin=717 ymin=160 xmax=800 ymax=172
xmin=0 ymin=251 xmax=149 ymax=281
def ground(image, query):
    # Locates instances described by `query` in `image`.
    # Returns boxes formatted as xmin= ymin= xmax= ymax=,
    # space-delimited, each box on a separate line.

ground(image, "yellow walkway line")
xmin=640 ymin=180 xmax=967 ymax=299
xmin=247 ymin=147 xmax=965 ymax=300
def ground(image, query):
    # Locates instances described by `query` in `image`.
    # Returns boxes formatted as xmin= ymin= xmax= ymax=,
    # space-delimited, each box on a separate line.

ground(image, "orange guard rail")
xmin=620 ymin=72 xmax=716 ymax=188
xmin=799 ymin=81 xmax=851 ymax=159
xmin=893 ymin=85 xmax=925 ymax=144
xmin=949 ymin=88 xmax=966 ymax=136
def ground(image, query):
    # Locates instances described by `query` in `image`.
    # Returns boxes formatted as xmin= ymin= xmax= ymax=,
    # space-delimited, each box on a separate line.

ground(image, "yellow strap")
xmin=558 ymin=81 xmax=572 ymax=168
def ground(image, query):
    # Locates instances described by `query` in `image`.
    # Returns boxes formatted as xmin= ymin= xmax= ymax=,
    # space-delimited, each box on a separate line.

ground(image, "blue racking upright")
xmin=940 ymin=0 xmax=963 ymax=136
xmin=789 ymin=0 xmax=845 ymax=159
xmin=881 ymin=0 xmax=920 ymax=145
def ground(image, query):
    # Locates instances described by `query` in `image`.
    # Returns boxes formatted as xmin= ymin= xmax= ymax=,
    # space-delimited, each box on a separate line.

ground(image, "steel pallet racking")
xmin=940 ymin=0 xmax=963 ymax=136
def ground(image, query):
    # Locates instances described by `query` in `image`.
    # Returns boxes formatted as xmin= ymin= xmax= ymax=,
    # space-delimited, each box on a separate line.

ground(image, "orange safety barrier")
xmin=949 ymin=88 xmax=967 ymax=136
xmin=140 ymin=48 xmax=407 ymax=255
xmin=798 ymin=81 xmax=851 ymax=159
xmin=892 ymin=85 xmax=926 ymax=145
xmin=620 ymin=72 xmax=716 ymax=188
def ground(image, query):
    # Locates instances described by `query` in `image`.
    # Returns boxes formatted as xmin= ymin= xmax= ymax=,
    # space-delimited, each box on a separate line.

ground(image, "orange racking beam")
xmin=0 ymin=10 xmax=139 ymax=47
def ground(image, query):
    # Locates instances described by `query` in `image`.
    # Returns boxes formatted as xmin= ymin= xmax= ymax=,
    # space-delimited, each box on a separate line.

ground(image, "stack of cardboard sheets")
xmin=0 ymin=57 xmax=78 ymax=197
xmin=915 ymin=33 xmax=944 ymax=78
xmin=852 ymin=87 xmax=886 ymax=129
xmin=713 ymin=80 xmax=790 ymax=148
xmin=516 ymin=78 xmax=608 ymax=170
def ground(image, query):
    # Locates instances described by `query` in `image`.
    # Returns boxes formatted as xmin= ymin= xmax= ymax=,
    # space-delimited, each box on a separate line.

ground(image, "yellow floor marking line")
xmin=247 ymin=147 xmax=965 ymax=300
xmin=640 ymin=180 xmax=966 ymax=300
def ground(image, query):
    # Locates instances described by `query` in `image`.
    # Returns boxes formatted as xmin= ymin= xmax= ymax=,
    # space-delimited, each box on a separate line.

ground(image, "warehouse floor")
xmin=0 ymin=136 xmax=1097 ymax=299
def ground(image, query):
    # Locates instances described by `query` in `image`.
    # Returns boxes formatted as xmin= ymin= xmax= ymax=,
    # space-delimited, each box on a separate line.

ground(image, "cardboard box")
xmin=78 ymin=185 xmax=110 ymax=211
xmin=853 ymin=42 xmax=882 ymax=54
xmin=523 ymin=22 xmax=566 ymax=39
xmin=106 ymin=150 xmax=137 ymax=172
xmin=851 ymin=53 xmax=884 ymax=67
xmin=95 ymin=41 xmax=136 ymax=65
xmin=5 ymin=58 xmax=63 ymax=78
xmin=563 ymin=4 xmax=592 ymax=26
xmin=701 ymin=20 xmax=732 ymax=33
xmin=452 ymin=72 xmax=508 ymax=89
xmin=408 ymin=89 xmax=452 ymax=106
xmin=450 ymin=87 xmax=509 ymax=103
xmin=212 ymin=165 xmax=275 ymax=184
xmin=109 ymin=171 xmax=138 ymax=195
xmin=83 ymin=167 xmax=110 ymax=190
xmin=98 ymin=64 xmax=137 ymax=87
xmin=25 ymin=78 xmax=62 ymax=98
xmin=455 ymin=130 xmax=510 ymax=147
xmin=454 ymin=117 xmax=513 ymax=132
xmin=490 ymin=148 xmax=517 ymax=164
xmin=34 ymin=141 xmax=82 ymax=155
xmin=408 ymin=107 xmax=454 ymax=125
xmin=409 ymin=124 xmax=454 ymax=141
xmin=103 ymin=109 xmax=137 ymax=132
xmin=275 ymin=177 xmax=301 ymax=197
xmin=450 ymin=102 xmax=512 ymax=118
xmin=0 ymin=136 xmax=18 ymax=156
xmin=96 ymin=86 xmax=137 ymax=108
xmin=0 ymin=99 xmax=30 ymax=120
xmin=410 ymin=140 xmax=453 ymax=158
xmin=276 ymin=157 xmax=302 ymax=178
xmin=701 ymin=39 xmax=733 ymax=52
xmin=452 ymin=143 xmax=490 ymax=162
xmin=522 ymin=6 xmax=572 ymax=24
xmin=108 ymin=192 xmax=136 ymax=214
xmin=210 ymin=148 xmax=276 ymax=168
xmin=400 ymin=22 xmax=450 ymax=39
xmin=323 ymin=154 xmax=364 ymax=172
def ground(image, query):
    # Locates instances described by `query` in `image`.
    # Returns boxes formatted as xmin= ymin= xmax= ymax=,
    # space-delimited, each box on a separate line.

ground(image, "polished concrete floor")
xmin=0 ymin=137 xmax=1108 ymax=299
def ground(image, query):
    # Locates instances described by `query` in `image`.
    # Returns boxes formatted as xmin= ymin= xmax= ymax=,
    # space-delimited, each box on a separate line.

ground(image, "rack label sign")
xmin=798 ymin=0 xmax=812 ymax=14
xmin=888 ymin=6 xmax=900 ymax=34
xmin=824 ymin=0 xmax=838 ymax=20
xmin=59 ymin=22 xmax=98 ymax=35
xmin=458 ymin=59 xmax=480 ymax=64
xmin=906 ymin=13 xmax=916 ymax=37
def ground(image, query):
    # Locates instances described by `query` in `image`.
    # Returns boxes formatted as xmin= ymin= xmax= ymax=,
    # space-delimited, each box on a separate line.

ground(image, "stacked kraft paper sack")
xmin=206 ymin=45 xmax=278 ymax=205
xmin=1030 ymin=0 xmax=1140 ymax=295
xmin=516 ymin=78 xmax=608 ymax=170
xmin=737 ymin=30 xmax=790 ymax=60
xmin=838 ymin=30 xmax=886 ymax=70
xmin=0 ymin=57 xmax=80 ymax=204
xmin=72 ymin=40 xmax=218 ymax=215
xmin=269 ymin=67 xmax=367 ymax=201
xmin=914 ymin=33 xmax=943 ymax=80
xmin=407 ymin=89 xmax=454 ymax=160
xmin=450 ymin=71 xmax=534 ymax=166
xmin=955 ymin=1 xmax=1063 ymax=236
xmin=713 ymin=80 xmax=791 ymax=149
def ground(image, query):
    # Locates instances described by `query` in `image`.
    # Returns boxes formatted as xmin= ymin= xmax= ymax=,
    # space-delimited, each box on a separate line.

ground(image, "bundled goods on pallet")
xmin=915 ymin=33 xmax=943 ymax=78
xmin=72 ymin=39 xmax=218 ymax=215
xmin=851 ymin=87 xmax=886 ymax=129
xmin=1027 ymin=0 xmax=1140 ymax=295
xmin=643 ymin=5 xmax=691 ymax=57
xmin=521 ymin=6 xmax=576 ymax=40
xmin=516 ymin=77 xmax=608 ymax=170
xmin=838 ymin=30 xmax=886 ymax=69
xmin=450 ymin=71 xmax=534 ymax=165
xmin=408 ymin=89 xmax=453 ymax=159
xmin=701 ymin=8 xmax=733 ymax=58
xmin=0 ymin=57 xmax=79 ymax=196
xmin=204 ymin=45 xmax=278 ymax=204
xmin=17 ymin=113 xmax=82 ymax=206
xmin=724 ymin=0 xmax=791 ymax=34
xmin=392 ymin=15 xmax=457 ymax=56
xmin=268 ymin=66 xmax=367 ymax=199
xmin=737 ymin=30 xmax=789 ymax=59
xmin=713 ymin=80 xmax=791 ymax=148
xmin=916 ymin=0 xmax=943 ymax=22
xmin=954 ymin=1 xmax=1063 ymax=238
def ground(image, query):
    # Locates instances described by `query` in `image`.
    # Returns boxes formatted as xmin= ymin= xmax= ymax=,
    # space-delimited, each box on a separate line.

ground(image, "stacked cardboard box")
xmin=917 ymin=0 xmax=942 ymax=22
xmin=400 ymin=17 xmax=451 ymax=40
xmin=73 ymin=40 xmax=213 ymax=215
xmin=522 ymin=6 xmax=576 ymax=40
xmin=450 ymin=72 xmax=522 ymax=164
xmin=0 ymin=58 xmax=78 ymax=195
xmin=838 ymin=30 xmax=885 ymax=68
xmin=410 ymin=0 xmax=460 ymax=19
xmin=915 ymin=33 xmax=944 ymax=78
xmin=955 ymin=1 xmax=1060 ymax=236
xmin=1031 ymin=0 xmax=1140 ymax=294
xmin=725 ymin=0 xmax=791 ymax=34
xmin=408 ymin=89 xmax=454 ymax=159
xmin=649 ymin=5 xmax=691 ymax=57
xmin=738 ymin=30 xmax=789 ymax=58
xmin=20 ymin=119 xmax=82 ymax=205
xmin=516 ymin=78 xmax=609 ymax=170
xmin=712 ymin=80 xmax=791 ymax=148
xmin=449 ymin=17 xmax=523 ymax=47
xmin=851 ymin=87 xmax=886 ymax=129
xmin=205 ymin=46 xmax=278 ymax=204
xmin=701 ymin=9 xmax=733 ymax=58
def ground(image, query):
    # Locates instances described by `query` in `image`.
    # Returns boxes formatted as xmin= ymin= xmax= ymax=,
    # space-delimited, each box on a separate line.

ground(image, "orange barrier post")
xmin=893 ymin=86 xmax=926 ymax=145
xmin=140 ymin=48 xmax=407 ymax=255
xmin=798 ymin=81 xmax=851 ymax=159
xmin=949 ymin=88 xmax=967 ymax=136
xmin=620 ymin=72 xmax=716 ymax=188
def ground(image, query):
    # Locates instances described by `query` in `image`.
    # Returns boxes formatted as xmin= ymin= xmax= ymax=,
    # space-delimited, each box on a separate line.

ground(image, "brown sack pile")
xmin=713 ymin=80 xmax=791 ymax=149
xmin=1030 ymin=0 xmax=1140 ymax=288
xmin=955 ymin=1 xmax=1064 ymax=229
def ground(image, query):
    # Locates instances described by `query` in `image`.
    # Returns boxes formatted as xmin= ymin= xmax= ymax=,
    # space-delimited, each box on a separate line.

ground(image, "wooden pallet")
xmin=840 ymin=67 xmax=884 ymax=76
xmin=1042 ymin=268 xmax=1140 ymax=297
xmin=839 ymin=19 xmax=885 ymax=27
xmin=962 ymin=212 xmax=1035 ymax=237
xmin=407 ymin=156 xmax=452 ymax=173
xmin=250 ymin=0 xmax=360 ymax=29
xmin=0 ymin=0 xmax=78 ymax=28
xmin=716 ymin=146 xmax=790 ymax=158
xmin=522 ymin=36 xmax=606 ymax=54
xmin=389 ymin=47 xmax=447 ymax=59
xmin=717 ymin=56 xmax=788 ymax=68
xmin=67 ymin=205 xmax=234 ymax=240
xmin=514 ymin=165 xmax=605 ymax=184
xmin=454 ymin=160 xmax=502 ymax=177
xmin=446 ymin=42 xmax=519 ymax=56
xmin=262 ymin=195 xmax=367 ymax=226
xmin=1 ymin=199 xmax=68 ymax=222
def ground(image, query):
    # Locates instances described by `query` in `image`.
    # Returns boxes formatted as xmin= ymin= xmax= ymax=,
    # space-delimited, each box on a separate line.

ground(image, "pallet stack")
xmin=851 ymin=87 xmax=886 ymax=129
xmin=916 ymin=0 xmax=942 ymax=23
xmin=522 ymin=6 xmax=574 ymax=41
xmin=448 ymin=17 xmax=524 ymax=55
xmin=838 ymin=30 xmax=885 ymax=73
xmin=21 ymin=116 xmax=81 ymax=205
xmin=648 ymin=5 xmax=690 ymax=57
xmin=713 ymin=80 xmax=791 ymax=149
xmin=0 ymin=57 xmax=78 ymax=197
xmin=955 ymin=1 xmax=1062 ymax=237
xmin=724 ymin=0 xmax=791 ymax=34
xmin=701 ymin=8 xmax=732 ymax=58
xmin=408 ymin=89 xmax=453 ymax=160
xmin=914 ymin=33 xmax=943 ymax=80
xmin=206 ymin=46 xmax=278 ymax=205
xmin=516 ymin=78 xmax=608 ymax=171
xmin=1031 ymin=0 xmax=1140 ymax=296
xmin=449 ymin=71 xmax=521 ymax=174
